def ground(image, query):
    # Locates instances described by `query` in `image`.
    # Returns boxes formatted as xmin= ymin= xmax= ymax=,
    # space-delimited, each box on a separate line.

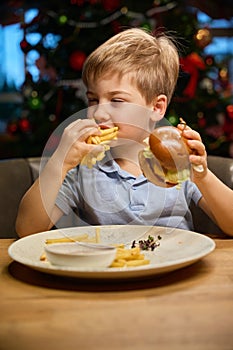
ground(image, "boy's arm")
xmin=179 ymin=124 xmax=233 ymax=236
xmin=15 ymin=157 xmax=65 ymax=237
xmin=16 ymin=119 xmax=102 ymax=237
xmin=196 ymin=171 xmax=233 ymax=236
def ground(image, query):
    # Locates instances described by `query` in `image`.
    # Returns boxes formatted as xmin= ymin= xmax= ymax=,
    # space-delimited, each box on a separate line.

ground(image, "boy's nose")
xmin=88 ymin=103 xmax=111 ymax=123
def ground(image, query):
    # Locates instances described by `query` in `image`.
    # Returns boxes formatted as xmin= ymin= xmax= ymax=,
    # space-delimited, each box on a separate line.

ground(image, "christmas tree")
xmin=2 ymin=0 xmax=233 ymax=158
xmin=162 ymin=5 xmax=233 ymax=157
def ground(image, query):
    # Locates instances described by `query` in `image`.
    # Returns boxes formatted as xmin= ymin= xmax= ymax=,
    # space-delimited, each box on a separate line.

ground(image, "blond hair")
xmin=82 ymin=28 xmax=180 ymax=104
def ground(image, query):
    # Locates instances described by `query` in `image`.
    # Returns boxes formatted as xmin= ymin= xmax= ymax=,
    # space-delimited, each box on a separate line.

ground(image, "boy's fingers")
xmin=182 ymin=128 xmax=202 ymax=142
xmin=187 ymin=139 xmax=206 ymax=155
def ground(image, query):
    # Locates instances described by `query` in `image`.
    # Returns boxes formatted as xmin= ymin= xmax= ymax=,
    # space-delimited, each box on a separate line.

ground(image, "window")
xmin=0 ymin=23 xmax=24 ymax=90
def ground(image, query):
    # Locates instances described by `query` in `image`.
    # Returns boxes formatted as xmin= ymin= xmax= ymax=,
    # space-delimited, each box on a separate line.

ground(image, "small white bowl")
xmin=44 ymin=242 xmax=116 ymax=268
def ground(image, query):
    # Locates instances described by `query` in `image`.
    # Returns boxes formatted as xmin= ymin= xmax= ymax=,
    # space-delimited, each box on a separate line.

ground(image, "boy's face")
xmin=86 ymin=73 xmax=162 ymax=144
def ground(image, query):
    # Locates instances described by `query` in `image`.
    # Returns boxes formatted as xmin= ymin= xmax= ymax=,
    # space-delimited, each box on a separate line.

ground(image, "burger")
xmin=138 ymin=125 xmax=191 ymax=188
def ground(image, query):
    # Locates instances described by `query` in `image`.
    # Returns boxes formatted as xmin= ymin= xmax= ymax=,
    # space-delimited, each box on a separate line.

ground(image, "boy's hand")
xmin=53 ymin=119 xmax=103 ymax=174
xmin=177 ymin=123 xmax=207 ymax=180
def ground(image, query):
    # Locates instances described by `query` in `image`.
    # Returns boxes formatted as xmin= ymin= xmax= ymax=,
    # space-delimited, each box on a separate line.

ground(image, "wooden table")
xmin=0 ymin=237 xmax=233 ymax=350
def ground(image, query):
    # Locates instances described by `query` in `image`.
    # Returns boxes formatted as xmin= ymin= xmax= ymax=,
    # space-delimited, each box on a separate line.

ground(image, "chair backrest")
xmin=0 ymin=158 xmax=36 ymax=238
xmin=191 ymin=155 xmax=233 ymax=236
xmin=0 ymin=157 xmax=78 ymax=238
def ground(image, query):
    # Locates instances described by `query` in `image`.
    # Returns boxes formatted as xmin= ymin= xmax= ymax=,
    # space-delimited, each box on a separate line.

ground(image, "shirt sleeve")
xmin=55 ymin=167 xmax=79 ymax=215
xmin=186 ymin=180 xmax=202 ymax=206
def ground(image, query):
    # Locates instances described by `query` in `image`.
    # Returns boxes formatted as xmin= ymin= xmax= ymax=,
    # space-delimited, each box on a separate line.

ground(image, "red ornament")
xmin=89 ymin=0 xmax=99 ymax=4
xmin=18 ymin=117 xmax=31 ymax=133
xmin=102 ymin=0 xmax=120 ymax=11
xmin=7 ymin=121 xmax=18 ymax=135
xmin=205 ymin=55 xmax=214 ymax=66
xmin=69 ymin=51 xmax=86 ymax=71
xmin=180 ymin=52 xmax=205 ymax=99
xmin=226 ymin=105 xmax=233 ymax=119
xmin=20 ymin=39 xmax=31 ymax=53
xmin=112 ymin=20 xmax=120 ymax=34
xmin=70 ymin=0 xmax=84 ymax=4
xmin=197 ymin=115 xmax=206 ymax=128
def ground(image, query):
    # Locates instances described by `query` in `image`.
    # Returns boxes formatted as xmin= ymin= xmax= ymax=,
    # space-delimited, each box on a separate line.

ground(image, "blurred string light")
xmin=19 ymin=3 xmax=177 ymax=84
xmin=26 ymin=50 xmax=40 ymax=81
xmin=48 ymin=2 xmax=177 ymax=29
xmin=2 ymin=5 xmax=233 ymax=90
xmin=43 ymin=33 xmax=61 ymax=49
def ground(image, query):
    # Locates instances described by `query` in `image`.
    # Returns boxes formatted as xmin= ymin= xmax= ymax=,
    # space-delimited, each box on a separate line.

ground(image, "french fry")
xmin=88 ymin=136 xmax=98 ymax=145
xmin=126 ymin=259 xmax=150 ymax=267
xmin=110 ymin=259 xmax=126 ymax=268
xmin=86 ymin=126 xmax=118 ymax=145
xmin=45 ymin=229 xmax=101 ymax=245
xmin=99 ymin=131 xmax=118 ymax=143
xmin=98 ymin=126 xmax=118 ymax=136
xmin=45 ymin=234 xmax=89 ymax=244
xmin=40 ymin=253 xmax=46 ymax=261
xmin=115 ymin=247 xmax=141 ymax=260
xmin=95 ymin=227 xmax=100 ymax=243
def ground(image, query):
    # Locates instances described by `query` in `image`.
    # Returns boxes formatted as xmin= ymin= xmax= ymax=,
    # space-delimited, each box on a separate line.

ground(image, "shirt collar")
xmin=96 ymin=151 xmax=147 ymax=184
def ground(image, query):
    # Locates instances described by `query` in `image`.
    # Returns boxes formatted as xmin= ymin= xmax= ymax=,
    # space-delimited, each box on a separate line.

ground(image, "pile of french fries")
xmin=86 ymin=126 xmax=118 ymax=145
xmin=110 ymin=246 xmax=150 ymax=268
xmin=82 ymin=126 xmax=118 ymax=168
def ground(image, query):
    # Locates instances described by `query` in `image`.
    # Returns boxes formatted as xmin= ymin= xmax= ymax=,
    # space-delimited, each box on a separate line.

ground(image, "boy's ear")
xmin=151 ymin=94 xmax=167 ymax=121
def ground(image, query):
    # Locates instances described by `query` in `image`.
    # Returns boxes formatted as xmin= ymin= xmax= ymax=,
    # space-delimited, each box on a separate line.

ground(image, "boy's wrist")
xmin=192 ymin=167 xmax=210 ymax=186
xmin=46 ymin=155 xmax=68 ymax=182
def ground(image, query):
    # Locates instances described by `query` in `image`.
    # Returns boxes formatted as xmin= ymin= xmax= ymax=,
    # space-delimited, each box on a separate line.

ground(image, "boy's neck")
xmin=111 ymin=142 xmax=144 ymax=177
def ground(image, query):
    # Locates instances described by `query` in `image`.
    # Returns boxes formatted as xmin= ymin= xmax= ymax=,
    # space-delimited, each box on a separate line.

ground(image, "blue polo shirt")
xmin=56 ymin=153 xmax=202 ymax=230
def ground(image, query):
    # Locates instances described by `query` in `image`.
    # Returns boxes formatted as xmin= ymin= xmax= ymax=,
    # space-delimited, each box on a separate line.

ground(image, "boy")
xmin=16 ymin=28 xmax=233 ymax=236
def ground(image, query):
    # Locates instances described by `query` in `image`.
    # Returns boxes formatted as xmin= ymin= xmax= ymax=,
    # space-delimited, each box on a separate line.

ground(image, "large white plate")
xmin=8 ymin=225 xmax=215 ymax=280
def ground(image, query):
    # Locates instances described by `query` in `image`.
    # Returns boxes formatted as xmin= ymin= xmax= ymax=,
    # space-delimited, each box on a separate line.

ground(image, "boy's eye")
xmin=88 ymin=98 xmax=98 ymax=106
xmin=112 ymin=99 xmax=124 ymax=103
